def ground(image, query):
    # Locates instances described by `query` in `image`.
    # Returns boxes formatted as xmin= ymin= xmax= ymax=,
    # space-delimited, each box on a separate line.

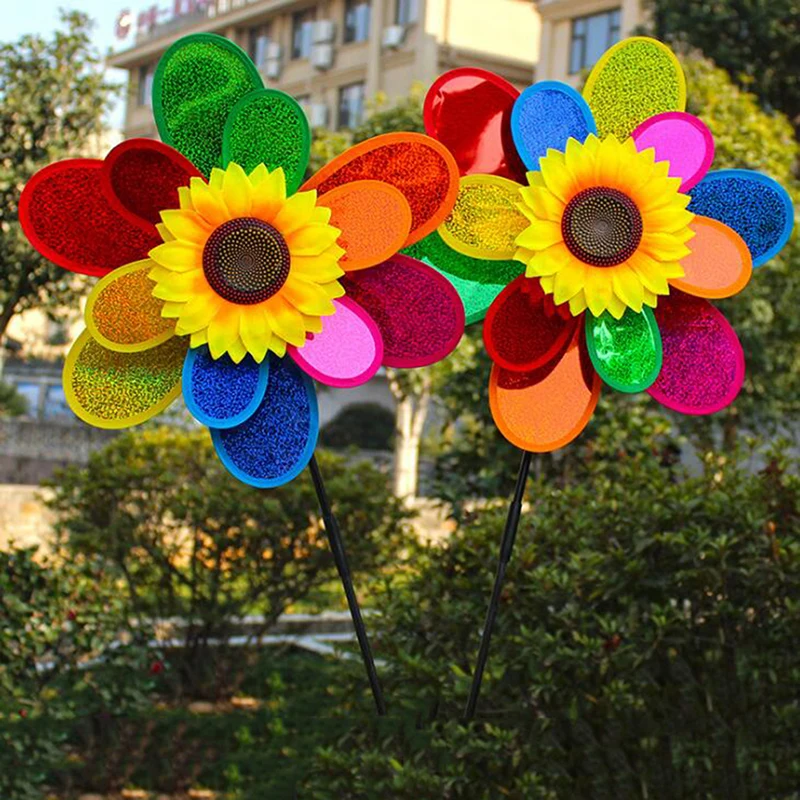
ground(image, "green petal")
xmin=223 ymin=89 xmax=310 ymax=195
xmin=403 ymin=231 xmax=523 ymax=325
xmin=585 ymin=306 xmax=662 ymax=393
xmin=153 ymin=33 xmax=263 ymax=178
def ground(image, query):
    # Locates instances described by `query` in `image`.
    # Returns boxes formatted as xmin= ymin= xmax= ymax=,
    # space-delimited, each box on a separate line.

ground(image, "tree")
xmin=648 ymin=0 xmax=800 ymax=127
xmin=0 ymin=11 xmax=118 ymax=342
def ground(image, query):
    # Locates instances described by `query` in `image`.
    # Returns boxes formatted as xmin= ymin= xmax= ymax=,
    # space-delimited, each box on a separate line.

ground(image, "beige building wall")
xmin=536 ymin=0 xmax=643 ymax=84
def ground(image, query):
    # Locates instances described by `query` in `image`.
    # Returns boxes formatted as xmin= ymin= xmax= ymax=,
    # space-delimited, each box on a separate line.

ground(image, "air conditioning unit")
xmin=382 ymin=24 xmax=406 ymax=49
xmin=264 ymin=59 xmax=281 ymax=79
xmin=266 ymin=42 xmax=282 ymax=60
xmin=312 ymin=19 xmax=336 ymax=44
xmin=310 ymin=43 xmax=334 ymax=70
xmin=308 ymin=103 xmax=329 ymax=128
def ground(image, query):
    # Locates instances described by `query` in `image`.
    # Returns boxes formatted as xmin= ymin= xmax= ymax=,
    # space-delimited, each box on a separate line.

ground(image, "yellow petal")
xmin=301 ymin=313 xmax=324 ymax=334
xmin=644 ymin=205 xmax=694 ymax=234
xmin=149 ymin=241 xmax=203 ymax=273
xmin=222 ymin=162 xmax=252 ymax=217
xmin=150 ymin=268 xmax=206 ymax=302
xmin=290 ymin=252 xmax=345 ymax=282
xmin=269 ymin=336 xmax=287 ymax=358
xmin=539 ymin=149 xmax=575 ymax=203
xmin=239 ymin=308 xmax=271 ymax=363
xmin=227 ymin=336 xmax=248 ymax=364
xmin=628 ymin=251 xmax=670 ymax=295
xmin=606 ymin=293 xmax=627 ymax=320
xmin=611 ymin=264 xmax=644 ymax=312
xmin=156 ymin=223 xmax=175 ymax=242
xmin=319 ymin=280 xmax=346 ymax=299
xmin=569 ymin=289 xmax=588 ymax=315
xmin=207 ymin=305 xmax=241 ymax=360
xmin=282 ymin=276 xmax=336 ymax=315
xmin=248 ymin=163 xmax=269 ymax=187
xmin=209 ymin=167 xmax=225 ymax=191
xmin=518 ymin=186 xmax=564 ymax=223
xmin=584 ymin=269 xmax=614 ymax=317
xmin=190 ymin=329 xmax=209 ymax=348
xmin=190 ymin=178 xmax=230 ymax=228
xmin=640 ymin=232 xmax=691 ymax=261
xmin=251 ymin=168 xmax=287 ymax=222
xmin=522 ymin=241 xmax=573 ymax=277
xmin=160 ymin=209 xmax=213 ymax=244
xmin=264 ymin=296 xmax=307 ymax=347
xmin=553 ymin=261 xmax=586 ymax=304
xmin=516 ymin=220 xmax=563 ymax=251
xmin=178 ymin=186 xmax=194 ymax=211
xmin=273 ymin=190 xmax=319 ymax=235
xmin=287 ymin=224 xmax=341 ymax=256
xmin=176 ymin=292 xmax=222 ymax=333
xmin=594 ymin=135 xmax=622 ymax=186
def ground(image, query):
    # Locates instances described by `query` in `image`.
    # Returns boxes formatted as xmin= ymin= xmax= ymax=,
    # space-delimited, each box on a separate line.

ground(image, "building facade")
xmin=109 ymin=0 xmax=541 ymax=138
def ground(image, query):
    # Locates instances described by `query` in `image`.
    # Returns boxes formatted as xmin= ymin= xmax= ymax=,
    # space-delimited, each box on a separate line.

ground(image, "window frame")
xmin=337 ymin=81 xmax=366 ymax=130
xmin=137 ymin=64 xmax=154 ymax=107
xmin=569 ymin=7 xmax=621 ymax=75
xmin=291 ymin=8 xmax=315 ymax=60
xmin=395 ymin=0 xmax=419 ymax=26
xmin=248 ymin=23 xmax=271 ymax=68
xmin=344 ymin=0 xmax=371 ymax=44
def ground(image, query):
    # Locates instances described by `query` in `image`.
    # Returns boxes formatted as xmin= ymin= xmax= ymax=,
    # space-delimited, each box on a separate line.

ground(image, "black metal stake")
xmin=464 ymin=449 xmax=532 ymax=721
xmin=308 ymin=454 xmax=387 ymax=716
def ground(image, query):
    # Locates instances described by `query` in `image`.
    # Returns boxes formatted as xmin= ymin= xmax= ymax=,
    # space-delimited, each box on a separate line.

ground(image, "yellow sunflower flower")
xmin=515 ymin=134 xmax=695 ymax=319
xmin=148 ymin=161 xmax=345 ymax=363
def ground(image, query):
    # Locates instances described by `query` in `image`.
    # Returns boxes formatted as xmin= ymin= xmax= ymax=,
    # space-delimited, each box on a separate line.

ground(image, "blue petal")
xmin=511 ymin=81 xmax=597 ymax=170
xmin=182 ymin=346 xmax=269 ymax=429
xmin=688 ymin=169 xmax=794 ymax=267
xmin=211 ymin=355 xmax=318 ymax=488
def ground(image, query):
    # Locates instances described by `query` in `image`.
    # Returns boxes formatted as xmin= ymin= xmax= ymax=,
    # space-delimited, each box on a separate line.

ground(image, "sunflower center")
xmin=562 ymin=187 xmax=642 ymax=267
xmin=203 ymin=217 xmax=290 ymax=305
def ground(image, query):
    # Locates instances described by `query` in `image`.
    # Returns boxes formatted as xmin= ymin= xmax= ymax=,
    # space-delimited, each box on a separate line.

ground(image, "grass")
xmin=51 ymin=647 xmax=359 ymax=800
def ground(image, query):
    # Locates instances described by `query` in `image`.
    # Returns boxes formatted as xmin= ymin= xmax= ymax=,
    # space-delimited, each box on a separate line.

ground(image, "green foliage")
xmin=47 ymin=427 xmax=411 ymax=697
xmin=0 ymin=546 xmax=155 ymax=800
xmin=351 ymin=83 xmax=426 ymax=142
xmin=0 ymin=11 xmax=118 ymax=339
xmin=320 ymin=401 xmax=396 ymax=450
xmin=304 ymin=442 xmax=800 ymax=798
xmin=649 ymin=0 xmax=800 ymax=126
xmin=0 ymin=381 xmax=26 ymax=417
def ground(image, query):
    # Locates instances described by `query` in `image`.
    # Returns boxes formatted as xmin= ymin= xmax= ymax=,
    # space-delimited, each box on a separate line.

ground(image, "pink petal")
xmin=341 ymin=255 xmax=465 ymax=368
xmin=289 ymin=297 xmax=383 ymax=388
xmin=648 ymin=291 xmax=744 ymax=415
xmin=632 ymin=112 xmax=715 ymax=192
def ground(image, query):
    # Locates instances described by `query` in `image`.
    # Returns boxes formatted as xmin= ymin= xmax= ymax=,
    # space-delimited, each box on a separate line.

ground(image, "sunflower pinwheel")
xmin=20 ymin=33 xmax=464 ymax=487
xmin=410 ymin=37 xmax=794 ymax=452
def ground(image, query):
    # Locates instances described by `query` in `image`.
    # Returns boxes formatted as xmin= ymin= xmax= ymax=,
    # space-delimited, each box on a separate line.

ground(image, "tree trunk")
xmin=389 ymin=372 xmax=432 ymax=499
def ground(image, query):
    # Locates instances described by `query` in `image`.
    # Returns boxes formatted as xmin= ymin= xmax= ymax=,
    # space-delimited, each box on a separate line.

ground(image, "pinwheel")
xmin=20 ymin=32 xmax=464 ymax=714
xmin=414 ymin=36 xmax=794 ymax=717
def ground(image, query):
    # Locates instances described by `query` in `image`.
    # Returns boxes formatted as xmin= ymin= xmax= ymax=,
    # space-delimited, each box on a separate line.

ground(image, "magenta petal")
xmin=342 ymin=255 xmax=465 ymax=368
xmin=289 ymin=297 xmax=384 ymax=388
xmin=632 ymin=112 xmax=715 ymax=192
xmin=648 ymin=292 xmax=744 ymax=415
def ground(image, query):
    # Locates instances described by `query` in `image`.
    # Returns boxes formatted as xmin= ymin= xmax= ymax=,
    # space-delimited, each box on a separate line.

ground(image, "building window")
xmin=43 ymin=385 xmax=71 ymax=420
xmin=248 ymin=24 xmax=271 ymax=68
xmin=395 ymin=0 xmax=419 ymax=25
xmin=13 ymin=381 xmax=40 ymax=417
xmin=137 ymin=65 xmax=154 ymax=106
xmin=292 ymin=9 xmax=315 ymax=59
xmin=338 ymin=82 xmax=366 ymax=129
xmin=569 ymin=8 xmax=621 ymax=74
xmin=344 ymin=0 xmax=371 ymax=43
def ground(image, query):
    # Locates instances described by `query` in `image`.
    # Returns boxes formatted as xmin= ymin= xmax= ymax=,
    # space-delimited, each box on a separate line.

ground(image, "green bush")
xmin=0 ymin=546 xmax=155 ymax=800
xmin=47 ymin=427 xmax=411 ymax=698
xmin=320 ymin=402 xmax=396 ymax=450
xmin=303 ymin=443 xmax=800 ymax=799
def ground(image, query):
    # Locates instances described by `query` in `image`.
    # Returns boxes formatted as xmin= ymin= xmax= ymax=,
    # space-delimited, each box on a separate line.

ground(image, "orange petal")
xmin=670 ymin=216 xmax=752 ymax=299
xmin=318 ymin=180 xmax=412 ymax=271
xmin=489 ymin=329 xmax=600 ymax=452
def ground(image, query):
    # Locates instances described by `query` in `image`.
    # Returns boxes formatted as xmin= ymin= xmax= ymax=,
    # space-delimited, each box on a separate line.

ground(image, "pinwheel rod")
xmin=464 ymin=449 xmax=533 ymax=721
xmin=308 ymin=454 xmax=387 ymax=716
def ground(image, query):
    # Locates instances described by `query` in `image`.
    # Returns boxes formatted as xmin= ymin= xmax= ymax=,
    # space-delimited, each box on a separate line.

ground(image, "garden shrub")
xmin=0 ymin=546 xmax=155 ymax=800
xmin=47 ymin=426 xmax=411 ymax=698
xmin=319 ymin=401 xmax=396 ymax=450
xmin=304 ymin=442 xmax=800 ymax=799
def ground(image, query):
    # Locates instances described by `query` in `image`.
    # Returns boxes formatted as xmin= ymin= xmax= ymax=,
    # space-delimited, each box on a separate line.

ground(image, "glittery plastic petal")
xmin=631 ymin=112 xmax=714 ymax=192
xmin=103 ymin=139 xmax=201 ymax=226
xmin=423 ymin=67 xmax=526 ymax=182
xmin=211 ymin=355 xmax=318 ymax=488
xmin=671 ymin=216 xmax=752 ymax=299
xmin=402 ymin=231 xmax=524 ymax=325
xmin=583 ymin=37 xmax=686 ymax=141
xmin=288 ymin=297 xmax=383 ymax=388
xmin=85 ymin=259 xmax=175 ymax=352
xmin=19 ymin=160 xmax=160 ymax=276
xmin=585 ymin=307 xmax=662 ymax=393
xmin=489 ymin=329 xmax=601 ymax=452
xmin=153 ymin=33 xmax=263 ymax=178
xmin=439 ymin=175 xmax=528 ymax=260
xmin=648 ymin=291 xmax=744 ymax=415
xmin=318 ymin=180 xmax=412 ymax=271
xmin=302 ymin=132 xmax=459 ymax=246
xmin=511 ymin=82 xmax=597 ymax=171
xmin=63 ymin=331 xmax=188 ymax=429
xmin=182 ymin=345 xmax=269 ymax=429
xmin=688 ymin=170 xmax=794 ymax=267
xmin=485 ymin=275 xmax=579 ymax=372
xmin=341 ymin=254 xmax=465 ymax=367
xmin=222 ymin=89 xmax=310 ymax=194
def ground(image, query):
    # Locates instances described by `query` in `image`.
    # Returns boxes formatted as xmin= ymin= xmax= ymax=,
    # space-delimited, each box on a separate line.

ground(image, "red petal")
xmin=424 ymin=68 xmax=527 ymax=182
xmin=485 ymin=276 xmax=579 ymax=371
xmin=102 ymin=139 xmax=201 ymax=226
xmin=303 ymin=133 xmax=459 ymax=246
xmin=19 ymin=160 xmax=160 ymax=277
xmin=342 ymin=254 xmax=465 ymax=367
